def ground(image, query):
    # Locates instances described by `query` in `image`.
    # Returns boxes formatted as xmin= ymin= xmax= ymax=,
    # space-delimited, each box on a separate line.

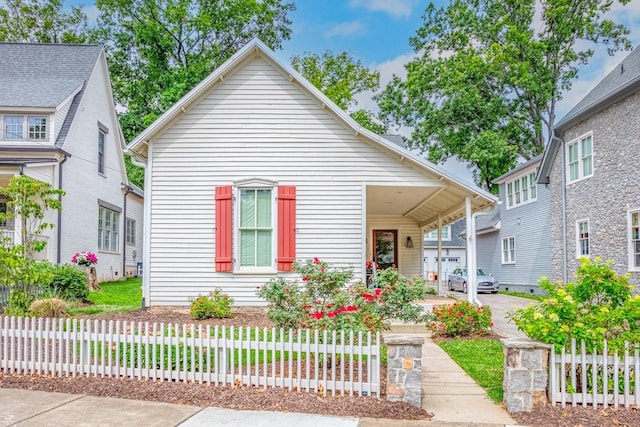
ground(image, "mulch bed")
xmin=512 ymin=403 xmax=640 ymax=427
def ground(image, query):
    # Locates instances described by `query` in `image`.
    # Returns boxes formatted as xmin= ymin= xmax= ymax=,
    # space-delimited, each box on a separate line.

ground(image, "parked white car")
xmin=448 ymin=268 xmax=499 ymax=294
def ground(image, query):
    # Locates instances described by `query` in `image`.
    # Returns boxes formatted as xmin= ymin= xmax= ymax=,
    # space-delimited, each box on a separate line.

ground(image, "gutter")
xmin=56 ymin=155 xmax=69 ymax=264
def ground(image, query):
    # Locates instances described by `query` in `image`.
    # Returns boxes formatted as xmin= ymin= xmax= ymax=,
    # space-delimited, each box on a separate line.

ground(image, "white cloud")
xmin=348 ymin=0 xmax=419 ymax=19
xmin=323 ymin=21 xmax=366 ymax=38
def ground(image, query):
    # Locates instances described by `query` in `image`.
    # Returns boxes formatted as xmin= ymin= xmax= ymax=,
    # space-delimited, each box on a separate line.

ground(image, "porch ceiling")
xmin=366 ymin=184 xmax=494 ymax=231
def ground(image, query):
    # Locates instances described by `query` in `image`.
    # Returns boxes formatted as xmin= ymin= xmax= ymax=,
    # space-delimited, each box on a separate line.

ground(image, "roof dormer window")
xmin=3 ymin=115 xmax=48 ymax=141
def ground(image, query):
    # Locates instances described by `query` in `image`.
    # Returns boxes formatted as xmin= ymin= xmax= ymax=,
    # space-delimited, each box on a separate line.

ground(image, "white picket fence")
xmin=550 ymin=339 xmax=640 ymax=408
xmin=0 ymin=316 xmax=380 ymax=397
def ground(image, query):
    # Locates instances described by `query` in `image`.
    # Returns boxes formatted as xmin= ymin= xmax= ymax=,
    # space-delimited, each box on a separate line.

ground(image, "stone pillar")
xmin=384 ymin=335 xmax=424 ymax=407
xmin=502 ymin=339 xmax=551 ymax=413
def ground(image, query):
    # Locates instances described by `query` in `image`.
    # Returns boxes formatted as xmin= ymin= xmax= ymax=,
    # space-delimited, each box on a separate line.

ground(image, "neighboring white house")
xmin=0 ymin=43 xmax=143 ymax=281
xmin=423 ymin=219 xmax=466 ymax=283
xmin=126 ymin=39 xmax=497 ymax=307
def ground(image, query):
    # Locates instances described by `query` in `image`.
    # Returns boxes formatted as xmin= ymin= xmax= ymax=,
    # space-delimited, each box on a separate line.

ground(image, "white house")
xmin=126 ymin=39 xmax=497 ymax=307
xmin=0 ymin=43 xmax=143 ymax=281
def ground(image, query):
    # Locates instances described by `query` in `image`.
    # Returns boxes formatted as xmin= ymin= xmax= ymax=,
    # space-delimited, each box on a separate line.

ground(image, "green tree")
xmin=377 ymin=0 xmax=631 ymax=191
xmin=0 ymin=0 xmax=88 ymax=43
xmin=93 ymin=0 xmax=295 ymax=143
xmin=291 ymin=50 xmax=387 ymax=134
xmin=0 ymin=176 xmax=63 ymax=314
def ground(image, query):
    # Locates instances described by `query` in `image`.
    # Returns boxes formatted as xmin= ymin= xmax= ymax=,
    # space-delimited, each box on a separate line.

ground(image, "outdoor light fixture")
xmin=406 ymin=236 xmax=414 ymax=248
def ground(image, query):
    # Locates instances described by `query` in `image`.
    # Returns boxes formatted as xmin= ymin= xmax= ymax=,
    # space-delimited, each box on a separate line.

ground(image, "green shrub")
xmin=429 ymin=300 xmax=493 ymax=337
xmin=4 ymin=286 xmax=35 ymax=316
xmin=29 ymin=298 xmax=68 ymax=318
xmin=190 ymin=289 xmax=234 ymax=320
xmin=47 ymin=264 xmax=88 ymax=301
xmin=510 ymin=258 xmax=639 ymax=352
xmin=257 ymin=258 xmax=427 ymax=333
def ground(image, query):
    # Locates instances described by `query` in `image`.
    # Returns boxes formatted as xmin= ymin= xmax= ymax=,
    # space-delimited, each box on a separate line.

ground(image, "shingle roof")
xmin=0 ymin=43 xmax=102 ymax=108
xmin=556 ymin=45 xmax=640 ymax=129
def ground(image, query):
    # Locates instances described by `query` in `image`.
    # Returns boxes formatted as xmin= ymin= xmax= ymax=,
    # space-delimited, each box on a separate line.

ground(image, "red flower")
xmin=256 ymin=286 xmax=260 ymax=289
xmin=320 ymin=268 xmax=325 ymax=273
xmin=347 ymin=305 xmax=358 ymax=312
xmin=327 ymin=311 xmax=337 ymax=318
xmin=362 ymin=293 xmax=374 ymax=302
xmin=313 ymin=257 xmax=321 ymax=264
xmin=490 ymin=322 xmax=495 ymax=327
xmin=302 ymin=277 xmax=308 ymax=282
xmin=436 ymin=312 xmax=441 ymax=317
xmin=374 ymin=288 xmax=382 ymax=297
xmin=466 ymin=317 xmax=472 ymax=322
xmin=312 ymin=312 xmax=324 ymax=319
xmin=285 ymin=288 xmax=289 ymax=292
xmin=456 ymin=312 xmax=462 ymax=318
xmin=408 ymin=280 xmax=412 ymax=285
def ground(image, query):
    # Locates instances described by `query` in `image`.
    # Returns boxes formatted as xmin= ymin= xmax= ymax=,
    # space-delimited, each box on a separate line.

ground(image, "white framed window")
xmin=629 ymin=211 xmax=640 ymax=271
xmin=506 ymin=171 xmax=537 ymax=209
xmin=502 ymin=236 xmax=515 ymax=264
xmin=98 ymin=129 xmax=106 ymax=174
xmin=3 ymin=115 xmax=47 ymax=141
xmin=98 ymin=205 xmax=120 ymax=252
xmin=425 ymin=225 xmax=451 ymax=241
xmin=126 ymin=218 xmax=136 ymax=245
xmin=567 ymin=133 xmax=593 ymax=183
xmin=576 ymin=220 xmax=590 ymax=258
xmin=235 ymin=185 xmax=275 ymax=271
xmin=5 ymin=116 xmax=23 ymax=139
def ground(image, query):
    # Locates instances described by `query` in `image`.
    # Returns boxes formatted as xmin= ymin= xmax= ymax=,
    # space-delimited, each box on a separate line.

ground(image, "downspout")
xmin=465 ymin=197 xmax=473 ymax=304
xmin=56 ymin=156 xmax=68 ymax=264
xmin=436 ymin=215 xmax=442 ymax=296
xmin=122 ymin=184 xmax=132 ymax=278
xmin=551 ymin=131 xmax=568 ymax=283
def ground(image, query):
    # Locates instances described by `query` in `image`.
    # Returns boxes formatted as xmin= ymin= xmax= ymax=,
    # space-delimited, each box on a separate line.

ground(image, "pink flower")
xmin=374 ymin=289 xmax=382 ymax=297
xmin=313 ymin=257 xmax=321 ymax=264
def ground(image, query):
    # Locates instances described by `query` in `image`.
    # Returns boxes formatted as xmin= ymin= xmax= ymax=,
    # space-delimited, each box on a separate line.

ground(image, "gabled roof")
xmin=493 ymin=155 xmax=542 ymax=184
xmin=127 ymin=38 xmax=497 ymax=217
xmin=0 ymin=43 xmax=102 ymax=108
xmin=539 ymin=46 xmax=640 ymax=184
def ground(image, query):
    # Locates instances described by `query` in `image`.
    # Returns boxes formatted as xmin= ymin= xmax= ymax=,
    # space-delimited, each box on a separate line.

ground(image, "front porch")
xmin=365 ymin=183 xmax=494 ymax=286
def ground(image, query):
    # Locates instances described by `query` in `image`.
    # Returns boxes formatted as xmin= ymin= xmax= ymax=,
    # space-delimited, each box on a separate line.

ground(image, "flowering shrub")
xmin=429 ymin=300 xmax=493 ymax=337
xmin=510 ymin=258 xmax=640 ymax=352
xmin=189 ymin=289 xmax=234 ymax=320
xmin=71 ymin=251 xmax=98 ymax=266
xmin=257 ymin=258 xmax=427 ymax=333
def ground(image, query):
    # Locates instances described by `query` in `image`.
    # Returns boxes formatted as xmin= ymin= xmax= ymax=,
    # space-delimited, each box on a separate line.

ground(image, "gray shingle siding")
xmin=549 ymin=89 xmax=640 ymax=285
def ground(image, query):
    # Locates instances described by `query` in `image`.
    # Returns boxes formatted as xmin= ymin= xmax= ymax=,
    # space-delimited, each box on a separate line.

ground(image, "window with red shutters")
xmin=277 ymin=186 xmax=296 ymax=271
xmin=215 ymin=186 xmax=233 ymax=272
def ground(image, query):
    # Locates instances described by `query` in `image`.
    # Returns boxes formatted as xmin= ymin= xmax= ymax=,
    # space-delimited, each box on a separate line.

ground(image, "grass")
xmin=498 ymin=290 xmax=544 ymax=301
xmin=69 ymin=277 xmax=142 ymax=315
xmin=438 ymin=338 xmax=504 ymax=403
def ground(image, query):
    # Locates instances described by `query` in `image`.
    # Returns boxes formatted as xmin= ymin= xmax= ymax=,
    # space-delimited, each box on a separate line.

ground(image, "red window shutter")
xmin=215 ymin=186 xmax=233 ymax=272
xmin=277 ymin=186 xmax=296 ymax=271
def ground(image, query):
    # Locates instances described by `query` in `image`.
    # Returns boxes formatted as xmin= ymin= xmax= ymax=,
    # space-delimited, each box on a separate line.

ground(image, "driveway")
xmin=477 ymin=293 xmax=535 ymax=339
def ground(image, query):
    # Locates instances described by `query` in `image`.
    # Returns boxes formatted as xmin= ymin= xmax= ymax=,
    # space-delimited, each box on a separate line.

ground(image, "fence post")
xmin=502 ymin=339 xmax=551 ymax=413
xmin=384 ymin=335 xmax=424 ymax=407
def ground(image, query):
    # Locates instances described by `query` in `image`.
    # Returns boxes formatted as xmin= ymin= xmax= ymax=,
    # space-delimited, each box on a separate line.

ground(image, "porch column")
xmin=437 ymin=215 xmax=442 ymax=296
xmin=465 ymin=196 xmax=473 ymax=304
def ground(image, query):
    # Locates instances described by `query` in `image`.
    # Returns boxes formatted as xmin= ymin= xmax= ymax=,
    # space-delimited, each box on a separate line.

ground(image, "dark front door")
xmin=373 ymin=229 xmax=397 ymax=270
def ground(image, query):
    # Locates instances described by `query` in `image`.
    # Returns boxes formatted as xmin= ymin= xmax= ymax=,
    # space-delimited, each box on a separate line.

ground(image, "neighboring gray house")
xmin=0 ymin=43 xmax=144 ymax=281
xmin=423 ymin=219 xmax=466 ymax=282
xmin=539 ymin=46 xmax=640 ymax=286
xmin=476 ymin=156 xmax=551 ymax=294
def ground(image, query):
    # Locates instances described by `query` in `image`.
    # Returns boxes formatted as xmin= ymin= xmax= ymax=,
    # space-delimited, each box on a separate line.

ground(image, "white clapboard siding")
xmin=0 ymin=316 xmax=380 ymax=397
xmin=550 ymin=339 xmax=640 ymax=409
xmin=147 ymin=56 xmax=442 ymax=306
xmin=125 ymin=194 xmax=144 ymax=273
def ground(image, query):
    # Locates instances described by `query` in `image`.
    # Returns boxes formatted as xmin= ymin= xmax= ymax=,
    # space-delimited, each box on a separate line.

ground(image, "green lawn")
xmin=498 ymin=290 xmax=544 ymax=301
xmin=70 ymin=277 xmax=142 ymax=315
xmin=438 ymin=338 xmax=504 ymax=403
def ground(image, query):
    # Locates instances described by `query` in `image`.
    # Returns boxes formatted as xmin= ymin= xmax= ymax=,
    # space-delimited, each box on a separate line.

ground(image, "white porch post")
xmin=465 ymin=196 xmax=474 ymax=304
xmin=437 ymin=214 xmax=442 ymax=296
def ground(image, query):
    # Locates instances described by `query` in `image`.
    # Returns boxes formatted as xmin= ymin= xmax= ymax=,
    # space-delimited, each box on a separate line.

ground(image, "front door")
xmin=373 ymin=230 xmax=397 ymax=270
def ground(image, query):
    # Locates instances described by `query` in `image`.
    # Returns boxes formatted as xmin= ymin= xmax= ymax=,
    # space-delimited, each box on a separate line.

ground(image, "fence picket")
xmin=0 ymin=316 xmax=380 ymax=397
